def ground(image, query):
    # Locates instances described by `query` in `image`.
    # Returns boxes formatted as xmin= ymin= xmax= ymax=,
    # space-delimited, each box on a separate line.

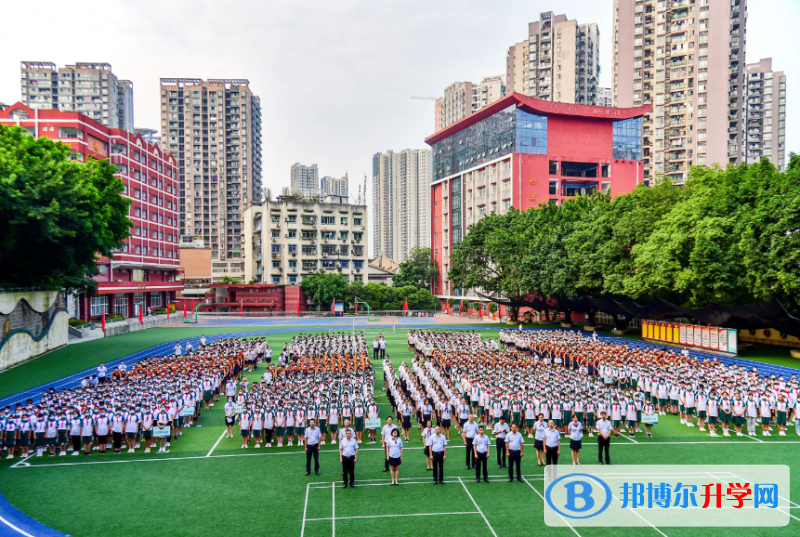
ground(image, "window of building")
xmin=503 ymin=199 xmax=512 ymax=210
xmin=289 ymin=276 xmax=297 ymax=283
xmin=549 ymin=161 xmax=559 ymax=175
xmin=601 ymin=164 xmax=610 ymax=178
xmin=272 ymin=261 xmax=280 ymax=269
xmin=150 ymin=292 xmax=162 ymax=308
xmin=286 ymin=215 xmax=297 ymax=223
xmin=113 ymin=295 xmax=127 ymax=316
xmin=354 ymin=218 xmax=362 ymax=226
xmin=132 ymin=292 xmax=145 ymax=315
xmin=549 ymin=180 xmax=558 ymax=196
xmin=340 ymin=217 xmax=348 ymax=225
xmin=90 ymin=296 xmax=108 ymax=317
xmin=272 ymin=277 xmax=280 ymax=284
xmin=288 ymin=230 xmax=297 ymax=239
xmin=612 ymin=118 xmax=643 ymax=160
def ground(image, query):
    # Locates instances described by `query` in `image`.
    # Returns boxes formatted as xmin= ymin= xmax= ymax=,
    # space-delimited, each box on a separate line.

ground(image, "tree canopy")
xmin=0 ymin=125 xmax=130 ymax=290
xmin=448 ymin=156 xmax=800 ymax=321
xmin=300 ymin=272 xmax=436 ymax=311
xmin=392 ymin=247 xmax=439 ymax=289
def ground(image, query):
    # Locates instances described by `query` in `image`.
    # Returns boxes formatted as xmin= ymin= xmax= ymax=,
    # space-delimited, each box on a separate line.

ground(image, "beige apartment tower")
xmin=372 ymin=149 xmax=431 ymax=261
xmin=20 ymin=61 xmax=134 ymax=131
xmin=505 ymin=12 xmax=600 ymax=105
xmin=434 ymin=76 xmax=506 ymax=131
xmin=613 ymin=0 xmax=747 ymax=184
xmin=744 ymin=58 xmax=786 ymax=170
xmin=160 ymin=78 xmax=263 ymax=281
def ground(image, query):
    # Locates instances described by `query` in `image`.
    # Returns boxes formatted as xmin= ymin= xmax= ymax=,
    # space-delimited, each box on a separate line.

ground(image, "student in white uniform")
xmin=568 ymin=414 xmax=583 ymax=465
xmin=385 ymin=429 xmax=404 ymax=486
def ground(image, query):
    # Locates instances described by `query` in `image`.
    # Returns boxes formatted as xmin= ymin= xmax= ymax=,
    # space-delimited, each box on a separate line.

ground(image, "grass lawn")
xmin=1 ymin=324 xmax=799 ymax=537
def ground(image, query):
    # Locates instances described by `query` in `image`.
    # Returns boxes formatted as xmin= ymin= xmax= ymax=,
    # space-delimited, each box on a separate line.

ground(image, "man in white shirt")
xmin=339 ymin=429 xmax=359 ymax=488
xmin=596 ymin=411 xmax=612 ymax=465
xmin=492 ymin=417 xmax=510 ymax=469
xmin=304 ymin=419 xmax=321 ymax=476
xmin=472 ymin=426 xmax=491 ymax=483
xmin=97 ymin=363 xmax=107 ymax=384
xmin=505 ymin=424 xmax=525 ymax=482
xmin=544 ymin=420 xmax=561 ymax=481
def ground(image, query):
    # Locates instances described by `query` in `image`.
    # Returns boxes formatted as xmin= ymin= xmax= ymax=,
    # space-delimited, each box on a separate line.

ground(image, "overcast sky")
xmin=2 ymin=0 xmax=797 ymax=205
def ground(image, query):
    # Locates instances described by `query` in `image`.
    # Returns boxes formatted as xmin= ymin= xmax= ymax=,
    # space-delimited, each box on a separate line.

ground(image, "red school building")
xmin=425 ymin=92 xmax=650 ymax=310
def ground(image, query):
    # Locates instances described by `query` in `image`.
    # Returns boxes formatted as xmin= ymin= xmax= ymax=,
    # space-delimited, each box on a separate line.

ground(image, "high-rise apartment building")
xmin=320 ymin=174 xmax=349 ymax=197
xmin=505 ymin=12 xmax=600 ymax=105
xmin=391 ymin=149 xmax=431 ymax=262
xmin=20 ymin=62 xmax=134 ymax=131
xmin=372 ymin=149 xmax=431 ymax=262
xmin=598 ymin=87 xmax=614 ymax=107
xmin=372 ymin=151 xmax=394 ymax=258
xmin=160 ymin=78 xmax=263 ymax=281
xmin=434 ymin=76 xmax=507 ymax=131
xmin=744 ymin=58 xmax=786 ymax=170
xmin=291 ymin=163 xmax=320 ymax=197
xmin=613 ymin=0 xmax=747 ymax=184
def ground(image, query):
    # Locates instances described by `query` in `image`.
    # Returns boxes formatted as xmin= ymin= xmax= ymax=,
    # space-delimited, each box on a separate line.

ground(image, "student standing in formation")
xmin=239 ymin=408 xmax=252 ymax=448
xmin=534 ymin=414 xmax=548 ymax=466
xmin=492 ymin=416 xmax=510 ymax=469
xmin=568 ymin=414 xmax=583 ymax=465
xmin=473 ymin=425 xmax=491 ymax=483
xmin=544 ymin=420 xmax=561 ymax=481
xmin=379 ymin=337 xmax=387 ymax=359
xmin=380 ymin=416 xmax=398 ymax=473
xmin=339 ymin=429 xmax=359 ymax=488
xmin=399 ymin=399 xmax=413 ymax=441
xmin=366 ymin=400 xmax=379 ymax=443
xmin=462 ymin=414 xmax=479 ymax=470
xmin=304 ymin=419 xmax=321 ymax=476
xmin=373 ymin=337 xmax=380 ymax=360
xmin=596 ymin=411 xmax=612 ymax=465
xmin=506 ymin=423 xmax=525 ymax=482
xmin=422 ymin=420 xmax=434 ymax=471
xmin=385 ymin=429 xmax=403 ymax=486
xmin=430 ymin=426 xmax=448 ymax=485
xmin=224 ymin=400 xmax=236 ymax=438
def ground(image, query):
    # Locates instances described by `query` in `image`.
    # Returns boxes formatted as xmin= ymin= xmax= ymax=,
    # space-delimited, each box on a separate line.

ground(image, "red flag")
xmin=138 ymin=305 xmax=143 ymax=324
xmin=183 ymin=300 xmax=187 ymax=318
xmin=459 ymin=301 xmax=462 ymax=314
xmin=101 ymin=312 xmax=106 ymax=331
xmin=402 ymin=298 xmax=408 ymax=312
xmin=355 ymin=301 xmax=358 ymax=314
xmin=297 ymin=299 xmax=300 ymax=316
xmin=332 ymin=299 xmax=336 ymax=313
xmin=240 ymin=298 xmax=244 ymax=317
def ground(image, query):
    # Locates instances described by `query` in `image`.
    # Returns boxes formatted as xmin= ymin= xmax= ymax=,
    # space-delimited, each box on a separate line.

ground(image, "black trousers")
xmin=380 ymin=348 xmax=385 ymax=359
xmin=598 ymin=435 xmax=611 ymax=463
xmin=373 ymin=348 xmax=379 ymax=360
xmin=465 ymin=437 xmax=475 ymax=468
xmin=496 ymin=438 xmax=506 ymax=466
xmin=70 ymin=435 xmax=81 ymax=451
xmin=508 ymin=450 xmax=522 ymax=479
xmin=545 ymin=446 xmax=559 ymax=480
xmin=306 ymin=444 xmax=319 ymax=473
xmin=432 ymin=451 xmax=445 ymax=483
xmin=341 ymin=455 xmax=355 ymax=485
xmin=112 ymin=432 xmax=123 ymax=450
xmin=475 ymin=452 xmax=488 ymax=480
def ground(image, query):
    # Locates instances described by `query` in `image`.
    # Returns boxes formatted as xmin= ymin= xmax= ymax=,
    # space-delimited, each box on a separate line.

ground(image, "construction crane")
xmin=411 ymin=96 xmax=437 ymax=101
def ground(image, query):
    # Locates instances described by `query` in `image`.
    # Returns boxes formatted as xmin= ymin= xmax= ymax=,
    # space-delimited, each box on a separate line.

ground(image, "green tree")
xmin=736 ymin=155 xmax=800 ymax=315
xmin=300 ymin=271 xmax=349 ymax=310
xmin=218 ymin=276 xmax=242 ymax=284
xmin=449 ymin=209 xmax=530 ymax=321
xmin=392 ymin=247 xmax=439 ymax=289
xmin=0 ymin=125 xmax=130 ymax=289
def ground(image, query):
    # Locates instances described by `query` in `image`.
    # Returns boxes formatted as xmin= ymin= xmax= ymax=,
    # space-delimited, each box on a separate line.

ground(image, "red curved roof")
xmin=425 ymin=92 xmax=651 ymax=146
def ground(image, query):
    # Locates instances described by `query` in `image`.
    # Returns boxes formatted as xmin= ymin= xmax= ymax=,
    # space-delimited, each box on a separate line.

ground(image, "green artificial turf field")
xmin=1 ymin=324 xmax=799 ymax=537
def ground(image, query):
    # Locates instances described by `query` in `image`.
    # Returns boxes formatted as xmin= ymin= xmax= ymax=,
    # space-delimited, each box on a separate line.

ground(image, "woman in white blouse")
xmin=386 ymin=429 xmax=404 ymax=486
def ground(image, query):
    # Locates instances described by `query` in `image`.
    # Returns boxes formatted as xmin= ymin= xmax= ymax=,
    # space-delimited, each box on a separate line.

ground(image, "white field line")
xmin=206 ymin=428 xmax=228 ymax=457
xmin=459 ymin=477 xmax=498 ymax=537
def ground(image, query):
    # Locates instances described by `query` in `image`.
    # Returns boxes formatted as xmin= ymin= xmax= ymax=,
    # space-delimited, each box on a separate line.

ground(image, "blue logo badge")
xmin=545 ymin=473 xmax=613 ymax=519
